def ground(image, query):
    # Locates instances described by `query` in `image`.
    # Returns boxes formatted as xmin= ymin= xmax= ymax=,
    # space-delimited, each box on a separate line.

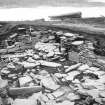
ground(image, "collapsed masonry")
xmin=0 ymin=24 xmax=105 ymax=105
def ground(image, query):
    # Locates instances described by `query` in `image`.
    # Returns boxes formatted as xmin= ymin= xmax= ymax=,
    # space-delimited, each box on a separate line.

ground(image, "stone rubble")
xmin=0 ymin=25 xmax=105 ymax=105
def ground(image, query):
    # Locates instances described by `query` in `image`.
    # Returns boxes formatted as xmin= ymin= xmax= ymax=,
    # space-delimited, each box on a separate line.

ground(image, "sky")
xmin=0 ymin=0 xmax=105 ymax=21
xmin=1 ymin=0 xmax=105 ymax=7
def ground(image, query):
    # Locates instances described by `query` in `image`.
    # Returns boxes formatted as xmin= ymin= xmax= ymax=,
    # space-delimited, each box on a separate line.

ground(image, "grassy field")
xmin=1 ymin=17 xmax=105 ymax=40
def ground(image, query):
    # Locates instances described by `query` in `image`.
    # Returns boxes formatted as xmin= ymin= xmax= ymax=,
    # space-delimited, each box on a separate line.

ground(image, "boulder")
xmin=8 ymin=86 xmax=42 ymax=96
xmin=18 ymin=75 xmax=33 ymax=87
xmin=41 ymin=76 xmax=60 ymax=90
xmin=66 ymin=71 xmax=80 ymax=81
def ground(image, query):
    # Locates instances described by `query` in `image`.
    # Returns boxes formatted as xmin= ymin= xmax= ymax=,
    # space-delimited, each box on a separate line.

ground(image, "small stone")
xmin=40 ymin=94 xmax=49 ymax=102
xmin=1 ymin=68 xmax=10 ymax=75
xmin=94 ymin=71 xmax=105 ymax=76
xmin=52 ymin=90 xmax=65 ymax=98
xmin=31 ymin=69 xmax=36 ymax=73
xmin=64 ymin=33 xmax=75 ymax=37
xmin=55 ymin=100 xmax=74 ymax=105
xmin=47 ymin=52 xmax=54 ymax=58
xmin=97 ymin=59 xmax=105 ymax=64
xmin=78 ymin=64 xmax=90 ymax=71
xmin=27 ymin=57 xmax=36 ymax=62
xmin=12 ymin=57 xmax=19 ymax=62
xmin=56 ymin=31 xmax=63 ymax=36
xmin=54 ymin=51 xmax=62 ymax=55
xmin=62 ymin=100 xmax=74 ymax=105
xmin=82 ymin=83 xmax=97 ymax=90
xmin=54 ymin=73 xmax=67 ymax=78
xmin=89 ymin=67 xmax=100 ymax=71
xmin=86 ymin=89 xmax=99 ymax=98
xmin=101 ymin=98 xmax=105 ymax=102
xmin=99 ymin=91 xmax=105 ymax=98
xmin=65 ymin=63 xmax=81 ymax=72
xmin=60 ymin=58 xmax=66 ymax=62
xmin=97 ymin=85 xmax=105 ymax=91
xmin=29 ymin=82 xmax=35 ymax=87
xmin=0 ymin=97 xmax=3 ymax=105
xmin=12 ymin=98 xmax=37 ymax=105
xmin=47 ymin=94 xmax=55 ymax=100
xmin=39 ymin=70 xmax=49 ymax=76
xmin=68 ymin=51 xmax=80 ymax=63
xmin=33 ymin=54 xmax=40 ymax=59
xmin=46 ymin=100 xmax=56 ymax=105
xmin=71 ymin=41 xmax=84 ymax=45
xmin=27 ymin=69 xmax=31 ymax=72
xmin=67 ymin=93 xmax=80 ymax=101
xmin=39 ymin=60 xmax=61 ymax=67
xmin=0 ymin=78 xmax=8 ymax=89
xmin=48 ymin=36 xmax=55 ymax=40
xmin=95 ymin=98 xmax=103 ymax=104
xmin=8 ymin=74 xmax=17 ymax=79
xmin=21 ymin=61 xmax=40 ymax=68
xmin=72 ymin=79 xmax=80 ymax=84
xmin=87 ymin=42 xmax=95 ymax=50
xmin=43 ymin=54 xmax=47 ymax=59
xmin=7 ymin=63 xmax=15 ymax=68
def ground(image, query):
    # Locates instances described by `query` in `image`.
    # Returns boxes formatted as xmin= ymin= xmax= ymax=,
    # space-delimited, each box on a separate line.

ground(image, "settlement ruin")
xmin=0 ymin=12 xmax=105 ymax=105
